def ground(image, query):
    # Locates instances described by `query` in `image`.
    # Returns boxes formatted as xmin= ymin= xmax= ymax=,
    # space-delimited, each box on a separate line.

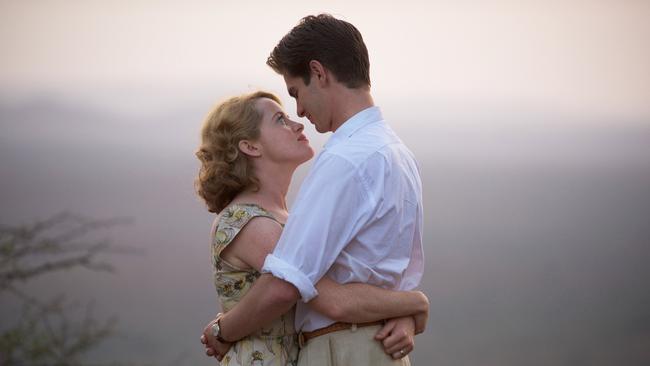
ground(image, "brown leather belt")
xmin=298 ymin=321 xmax=384 ymax=348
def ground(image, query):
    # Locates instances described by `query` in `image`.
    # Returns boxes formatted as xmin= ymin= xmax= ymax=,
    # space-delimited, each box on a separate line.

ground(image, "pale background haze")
xmin=1 ymin=1 xmax=649 ymax=365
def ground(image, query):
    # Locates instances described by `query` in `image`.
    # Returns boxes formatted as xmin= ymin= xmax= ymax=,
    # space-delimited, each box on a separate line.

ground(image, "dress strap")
xmin=212 ymin=203 xmax=281 ymax=260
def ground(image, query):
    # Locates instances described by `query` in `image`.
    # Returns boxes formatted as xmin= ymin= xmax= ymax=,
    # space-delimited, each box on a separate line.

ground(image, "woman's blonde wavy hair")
xmin=195 ymin=91 xmax=281 ymax=213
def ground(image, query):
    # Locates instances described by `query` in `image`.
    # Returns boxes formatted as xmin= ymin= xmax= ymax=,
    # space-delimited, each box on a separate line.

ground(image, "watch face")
xmin=211 ymin=322 xmax=220 ymax=337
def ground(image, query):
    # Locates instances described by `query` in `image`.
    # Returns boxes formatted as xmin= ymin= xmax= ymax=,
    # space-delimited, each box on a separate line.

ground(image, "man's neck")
xmin=330 ymin=86 xmax=374 ymax=132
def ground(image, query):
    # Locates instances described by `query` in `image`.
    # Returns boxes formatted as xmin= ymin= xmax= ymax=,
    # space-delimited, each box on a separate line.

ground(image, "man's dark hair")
xmin=267 ymin=14 xmax=371 ymax=89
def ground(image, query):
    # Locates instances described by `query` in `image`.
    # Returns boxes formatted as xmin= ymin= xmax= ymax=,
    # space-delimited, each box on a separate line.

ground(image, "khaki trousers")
xmin=297 ymin=325 xmax=411 ymax=366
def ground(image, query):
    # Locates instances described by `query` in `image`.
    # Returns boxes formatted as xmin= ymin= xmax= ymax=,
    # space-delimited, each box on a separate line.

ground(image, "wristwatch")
xmin=211 ymin=314 xmax=226 ymax=342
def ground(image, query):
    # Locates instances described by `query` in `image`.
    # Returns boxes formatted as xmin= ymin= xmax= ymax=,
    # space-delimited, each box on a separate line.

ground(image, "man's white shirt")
xmin=262 ymin=106 xmax=424 ymax=332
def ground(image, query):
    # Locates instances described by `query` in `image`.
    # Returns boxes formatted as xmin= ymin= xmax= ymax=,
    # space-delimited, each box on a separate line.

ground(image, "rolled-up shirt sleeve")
xmin=261 ymin=153 xmax=371 ymax=302
xmin=262 ymin=253 xmax=319 ymax=301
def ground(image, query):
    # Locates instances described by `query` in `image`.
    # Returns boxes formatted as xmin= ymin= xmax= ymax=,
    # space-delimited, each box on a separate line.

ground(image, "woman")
xmin=196 ymin=91 xmax=428 ymax=365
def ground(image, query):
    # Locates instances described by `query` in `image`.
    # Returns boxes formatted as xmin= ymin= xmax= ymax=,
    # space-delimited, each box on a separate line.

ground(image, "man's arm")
xmin=205 ymin=217 xmax=301 ymax=342
xmin=201 ymin=218 xmax=298 ymax=359
xmin=201 ymin=275 xmax=299 ymax=361
xmin=218 ymin=273 xmax=299 ymax=341
xmin=261 ymin=155 xmax=376 ymax=302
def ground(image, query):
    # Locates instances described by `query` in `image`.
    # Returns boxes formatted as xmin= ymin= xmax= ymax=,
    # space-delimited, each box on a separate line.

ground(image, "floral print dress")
xmin=211 ymin=203 xmax=298 ymax=366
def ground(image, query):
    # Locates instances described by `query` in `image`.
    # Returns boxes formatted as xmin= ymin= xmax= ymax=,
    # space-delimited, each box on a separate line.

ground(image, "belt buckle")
xmin=298 ymin=331 xmax=305 ymax=349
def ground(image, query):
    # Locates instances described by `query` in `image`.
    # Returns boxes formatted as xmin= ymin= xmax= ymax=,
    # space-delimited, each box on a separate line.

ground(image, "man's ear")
xmin=309 ymin=60 xmax=329 ymax=86
xmin=238 ymin=140 xmax=262 ymax=157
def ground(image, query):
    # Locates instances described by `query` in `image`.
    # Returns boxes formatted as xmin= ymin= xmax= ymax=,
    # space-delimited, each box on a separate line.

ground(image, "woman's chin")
xmin=298 ymin=151 xmax=315 ymax=165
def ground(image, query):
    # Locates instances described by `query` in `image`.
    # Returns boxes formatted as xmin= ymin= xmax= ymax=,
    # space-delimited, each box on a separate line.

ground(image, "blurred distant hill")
xmin=1 ymin=99 xmax=649 ymax=365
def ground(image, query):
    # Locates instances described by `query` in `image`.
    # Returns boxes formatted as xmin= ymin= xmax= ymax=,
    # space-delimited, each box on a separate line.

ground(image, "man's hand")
xmin=374 ymin=316 xmax=415 ymax=359
xmin=201 ymin=318 xmax=233 ymax=361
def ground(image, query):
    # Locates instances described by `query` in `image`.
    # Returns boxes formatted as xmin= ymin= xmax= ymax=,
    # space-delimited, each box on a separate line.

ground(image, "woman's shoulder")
xmin=218 ymin=202 xmax=276 ymax=227
xmin=212 ymin=202 xmax=283 ymax=271
xmin=213 ymin=202 xmax=281 ymax=247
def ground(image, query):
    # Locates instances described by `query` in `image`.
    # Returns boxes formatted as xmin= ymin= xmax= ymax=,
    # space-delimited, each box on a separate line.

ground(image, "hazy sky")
xmin=2 ymin=2 xmax=649 ymax=365
xmin=1 ymin=0 xmax=649 ymax=122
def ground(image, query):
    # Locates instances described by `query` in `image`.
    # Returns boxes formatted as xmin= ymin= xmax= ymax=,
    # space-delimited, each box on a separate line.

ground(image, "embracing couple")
xmin=196 ymin=14 xmax=427 ymax=366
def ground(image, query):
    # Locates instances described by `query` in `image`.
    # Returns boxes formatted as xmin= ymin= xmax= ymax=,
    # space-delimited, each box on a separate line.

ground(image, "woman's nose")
xmin=291 ymin=120 xmax=304 ymax=132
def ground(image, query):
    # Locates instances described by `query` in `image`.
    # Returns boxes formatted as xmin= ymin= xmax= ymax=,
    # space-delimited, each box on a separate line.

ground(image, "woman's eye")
xmin=278 ymin=116 xmax=287 ymax=125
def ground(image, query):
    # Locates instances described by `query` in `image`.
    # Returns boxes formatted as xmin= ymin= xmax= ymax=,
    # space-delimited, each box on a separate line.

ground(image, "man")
xmin=202 ymin=14 xmax=425 ymax=365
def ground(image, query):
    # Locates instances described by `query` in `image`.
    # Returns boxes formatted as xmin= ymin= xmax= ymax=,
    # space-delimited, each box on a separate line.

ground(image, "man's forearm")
xmin=219 ymin=273 xmax=300 ymax=342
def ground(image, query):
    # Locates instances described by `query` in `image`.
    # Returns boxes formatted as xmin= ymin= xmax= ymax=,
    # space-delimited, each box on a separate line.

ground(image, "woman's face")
xmin=253 ymin=97 xmax=314 ymax=166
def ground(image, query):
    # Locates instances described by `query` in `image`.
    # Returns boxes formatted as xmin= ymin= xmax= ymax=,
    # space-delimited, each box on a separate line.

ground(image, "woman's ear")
xmin=238 ymin=140 xmax=262 ymax=157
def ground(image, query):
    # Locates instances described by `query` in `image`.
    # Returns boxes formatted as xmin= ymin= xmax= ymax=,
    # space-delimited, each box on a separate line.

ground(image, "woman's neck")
xmin=236 ymin=163 xmax=294 ymax=216
xmin=330 ymin=85 xmax=374 ymax=132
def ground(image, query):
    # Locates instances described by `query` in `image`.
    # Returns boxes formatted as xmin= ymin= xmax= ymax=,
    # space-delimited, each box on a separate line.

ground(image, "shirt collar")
xmin=323 ymin=106 xmax=383 ymax=150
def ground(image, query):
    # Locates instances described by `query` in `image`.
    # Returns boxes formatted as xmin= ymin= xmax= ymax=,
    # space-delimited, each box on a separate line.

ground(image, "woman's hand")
xmin=201 ymin=318 xmax=233 ymax=361
xmin=413 ymin=298 xmax=429 ymax=334
xmin=374 ymin=316 xmax=415 ymax=359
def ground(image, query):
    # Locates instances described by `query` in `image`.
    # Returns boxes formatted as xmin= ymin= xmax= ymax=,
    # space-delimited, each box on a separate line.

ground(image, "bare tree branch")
xmin=0 ymin=213 xmax=134 ymax=291
xmin=0 ymin=213 xmax=138 ymax=366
